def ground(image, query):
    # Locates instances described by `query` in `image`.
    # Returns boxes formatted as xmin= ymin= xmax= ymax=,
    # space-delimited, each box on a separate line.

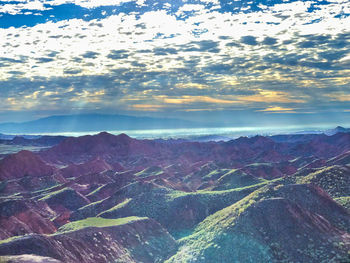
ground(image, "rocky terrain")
xmin=0 ymin=130 xmax=350 ymax=262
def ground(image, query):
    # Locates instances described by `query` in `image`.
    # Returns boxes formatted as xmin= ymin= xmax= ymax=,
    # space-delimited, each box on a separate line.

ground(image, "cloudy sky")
xmin=0 ymin=0 xmax=349 ymax=126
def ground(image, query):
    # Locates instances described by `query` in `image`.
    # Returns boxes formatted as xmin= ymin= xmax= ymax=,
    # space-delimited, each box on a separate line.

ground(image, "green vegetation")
xmin=0 ymin=235 xmax=26 ymax=245
xmin=202 ymin=169 xmax=231 ymax=181
xmin=245 ymin=162 xmax=273 ymax=167
xmin=212 ymin=169 xmax=267 ymax=190
xmin=38 ymin=187 xmax=71 ymax=201
xmin=296 ymin=165 xmax=350 ymax=198
xmin=97 ymin=198 xmax=132 ymax=216
xmin=166 ymin=182 xmax=350 ymax=262
xmin=166 ymin=185 xmax=276 ymax=262
xmin=78 ymin=198 xmax=107 ymax=211
xmin=86 ymin=185 xmax=105 ymax=197
xmin=38 ymin=187 xmax=89 ymax=210
xmin=98 ymin=182 xmax=273 ymax=239
xmin=57 ymin=216 xmax=147 ymax=233
xmin=135 ymin=166 xmax=163 ymax=178
xmin=31 ymin=183 xmax=62 ymax=196
xmin=335 ymin=196 xmax=350 ymax=210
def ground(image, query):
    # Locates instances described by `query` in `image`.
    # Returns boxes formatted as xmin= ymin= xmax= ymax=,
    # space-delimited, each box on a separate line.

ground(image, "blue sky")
xmin=0 ymin=0 xmax=349 ymax=126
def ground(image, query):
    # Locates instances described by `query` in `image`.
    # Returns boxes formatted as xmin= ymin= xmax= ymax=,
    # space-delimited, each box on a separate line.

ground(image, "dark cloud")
xmin=48 ymin=35 xmax=63 ymax=39
xmin=296 ymin=33 xmax=349 ymax=50
xmin=204 ymin=63 xmax=233 ymax=74
xmin=71 ymin=57 xmax=83 ymax=63
xmin=319 ymin=50 xmax=348 ymax=61
xmin=107 ymin=49 xmax=129 ymax=59
xmin=263 ymin=53 xmax=305 ymax=67
xmin=328 ymin=33 xmax=350 ymax=49
xmin=137 ymin=49 xmax=153 ymax=53
xmin=36 ymin=57 xmax=55 ymax=63
xmin=47 ymin=51 xmax=60 ymax=57
xmin=0 ymin=56 xmax=27 ymax=64
xmin=299 ymin=61 xmax=333 ymax=70
xmin=298 ymin=41 xmax=316 ymax=48
xmin=131 ymin=61 xmax=146 ymax=67
xmin=82 ymin=51 xmax=100 ymax=59
xmin=241 ymin=36 xmax=258 ymax=46
xmin=183 ymin=57 xmax=201 ymax=68
xmin=88 ymin=22 xmax=103 ymax=27
xmin=64 ymin=69 xmax=82 ymax=74
xmin=218 ymin=36 xmax=231 ymax=40
xmin=153 ymin=47 xmax=178 ymax=55
xmin=262 ymin=37 xmax=277 ymax=45
xmin=180 ymin=40 xmax=220 ymax=53
xmin=135 ymin=23 xmax=146 ymax=29
xmin=300 ymin=34 xmax=330 ymax=45
xmin=7 ymin=70 xmax=25 ymax=76
xmin=226 ymin=42 xmax=241 ymax=47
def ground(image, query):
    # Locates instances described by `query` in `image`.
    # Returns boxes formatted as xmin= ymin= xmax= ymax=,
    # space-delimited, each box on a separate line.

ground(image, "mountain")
xmin=0 ymin=217 xmax=177 ymax=263
xmin=0 ymin=150 xmax=55 ymax=180
xmin=0 ymin=133 xmax=41 ymax=140
xmin=0 ymin=114 xmax=204 ymax=133
xmin=325 ymin=126 xmax=350 ymax=135
xmin=0 ymin=133 xmax=14 ymax=140
xmin=167 ymin=184 xmax=350 ymax=263
xmin=1 ymin=131 xmax=350 ymax=262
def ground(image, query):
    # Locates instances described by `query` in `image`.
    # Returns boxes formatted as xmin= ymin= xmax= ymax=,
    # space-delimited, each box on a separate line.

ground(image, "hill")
xmin=0 ymin=131 xmax=350 ymax=262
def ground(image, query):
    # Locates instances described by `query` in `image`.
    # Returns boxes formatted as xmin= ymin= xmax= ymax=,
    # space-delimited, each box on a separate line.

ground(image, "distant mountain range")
xmin=0 ymin=114 xmax=204 ymax=134
xmin=325 ymin=126 xmax=350 ymax=135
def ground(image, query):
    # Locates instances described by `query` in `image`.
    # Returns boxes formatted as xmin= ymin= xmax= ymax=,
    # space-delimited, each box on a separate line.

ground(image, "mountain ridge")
xmin=0 ymin=114 xmax=206 ymax=134
xmin=1 ymin=130 xmax=350 ymax=262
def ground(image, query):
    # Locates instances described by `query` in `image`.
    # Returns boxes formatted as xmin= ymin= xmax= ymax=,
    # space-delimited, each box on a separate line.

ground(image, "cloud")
xmin=81 ymin=51 xmax=100 ymax=59
xmin=238 ymin=90 xmax=306 ymax=104
xmin=262 ymin=37 xmax=278 ymax=45
xmin=131 ymin=104 xmax=165 ymax=111
xmin=107 ymin=50 xmax=129 ymax=60
xmin=327 ymin=93 xmax=350 ymax=101
xmin=159 ymin=96 xmax=240 ymax=105
xmin=181 ymin=40 xmax=220 ymax=53
xmin=241 ymin=36 xmax=258 ymax=46
xmin=153 ymin=47 xmax=178 ymax=56
xmin=0 ymin=1 xmax=51 ymax=15
xmin=0 ymin=0 xmax=349 ymax=118
xmin=257 ymin=106 xmax=296 ymax=113
xmin=36 ymin=57 xmax=55 ymax=63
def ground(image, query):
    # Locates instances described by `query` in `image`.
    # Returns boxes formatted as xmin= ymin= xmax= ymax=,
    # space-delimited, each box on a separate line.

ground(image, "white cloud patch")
xmin=0 ymin=1 xmax=51 ymax=15
xmin=47 ymin=0 xmax=132 ymax=8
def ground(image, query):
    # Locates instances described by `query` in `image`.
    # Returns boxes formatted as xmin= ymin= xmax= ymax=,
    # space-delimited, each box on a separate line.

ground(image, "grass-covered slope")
xmin=0 ymin=216 xmax=177 ymax=263
xmin=296 ymin=165 xmax=350 ymax=198
xmin=336 ymin=196 xmax=350 ymax=210
xmin=39 ymin=187 xmax=90 ymax=211
xmin=97 ymin=181 xmax=268 ymax=239
xmin=57 ymin=216 xmax=146 ymax=233
xmin=0 ymin=254 xmax=61 ymax=262
xmin=210 ymin=169 xmax=266 ymax=191
xmin=166 ymin=183 xmax=350 ymax=263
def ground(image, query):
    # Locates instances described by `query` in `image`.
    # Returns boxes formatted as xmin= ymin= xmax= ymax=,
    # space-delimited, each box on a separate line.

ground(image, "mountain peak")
xmin=96 ymin=131 xmax=114 ymax=138
xmin=325 ymin=126 xmax=349 ymax=135
xmin=94 ymin=132 xmax=132 ymax=143
xmin=115 ymin=133 xmax=132 ymax=140
xmin=335 ymin=126 xmax=346 ymax=131
xmin=0 ymin=150 xmax=54 ymax=180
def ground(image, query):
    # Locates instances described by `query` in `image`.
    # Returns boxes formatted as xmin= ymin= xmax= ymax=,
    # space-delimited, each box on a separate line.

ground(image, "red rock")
xmin=0 ymin=151 xmax=54 ymax=180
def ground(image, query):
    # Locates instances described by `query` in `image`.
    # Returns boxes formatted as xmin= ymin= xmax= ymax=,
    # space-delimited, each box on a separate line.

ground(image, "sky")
xmin=0 ymin=0 xmax=349 ymax=126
